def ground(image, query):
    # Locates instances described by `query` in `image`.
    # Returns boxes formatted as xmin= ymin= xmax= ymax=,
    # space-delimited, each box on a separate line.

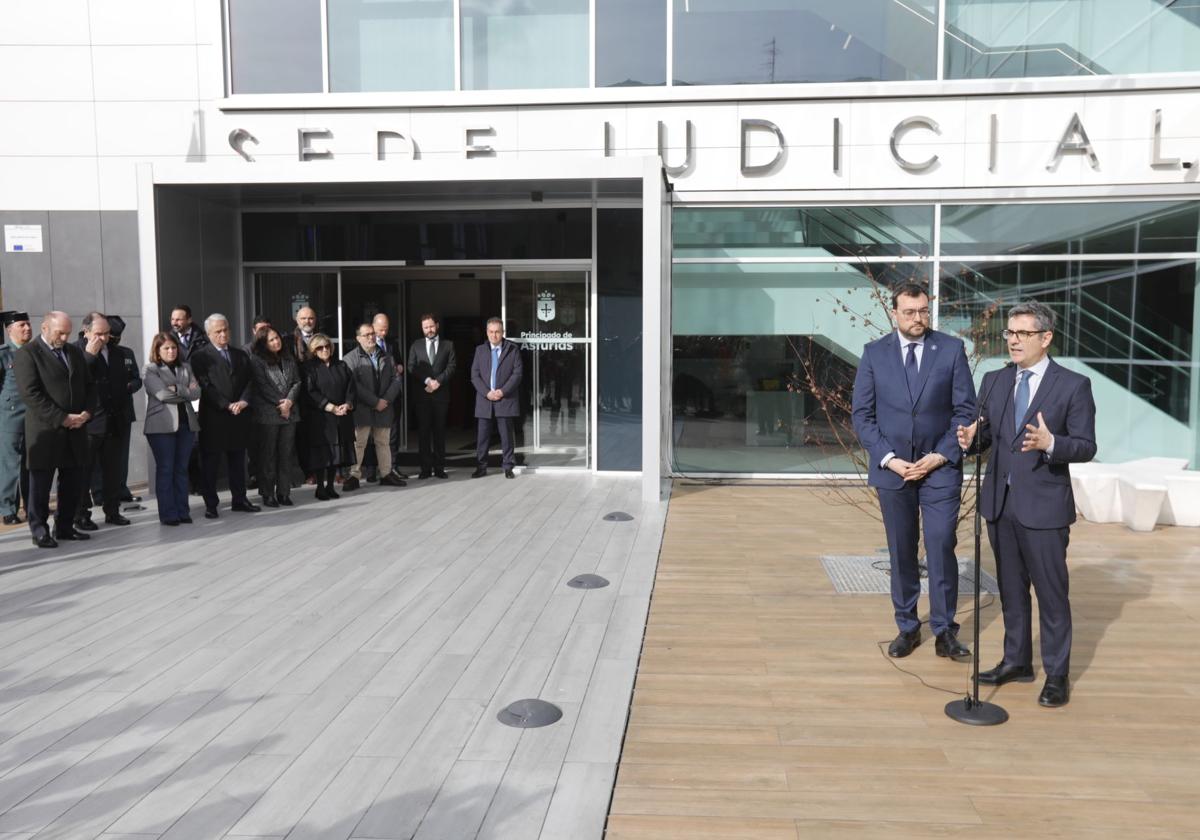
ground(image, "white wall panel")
xmin=92 ymin=45 xmax=199 ymax=101
xmin=0 ymin=46 xmax=93 ymax=101
xmin=3 ymin=0 xmax=90 ymax=45
xmin=97 ymin=157 xmax=141 ymax=210
xmin=89 ymin=0 xmax=197 ymax=45
xmin=0 ymin=102 xmax=96 ymax=155
xmin=0 ymin=158 xmax=99 ymax=210
xmin=93 ymin=101 xmax=197 ymax=156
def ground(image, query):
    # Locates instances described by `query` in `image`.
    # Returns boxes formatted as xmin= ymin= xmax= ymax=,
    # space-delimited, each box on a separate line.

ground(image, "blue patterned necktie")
xmin=904 ymin=342 xmax=919 ymax=399
xmin=1014 ymin=370 xmax=1031 ymax=435
xmin=490 ymin=346 xmax=500 ymax=390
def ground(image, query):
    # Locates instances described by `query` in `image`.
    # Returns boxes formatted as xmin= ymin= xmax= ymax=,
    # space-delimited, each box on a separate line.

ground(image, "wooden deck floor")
xmin=607 ymin=482 xmax=1200 ymax=840
xmin=0 ymin=471 xmax=665 ymax=839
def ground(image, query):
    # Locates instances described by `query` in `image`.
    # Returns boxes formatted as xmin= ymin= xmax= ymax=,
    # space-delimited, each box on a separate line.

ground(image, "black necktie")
xmin=220 ymin=348 xmax=231 ymax=367
xmin=54 ymin=348 xmax=68 ymax=369
xmin=904 ymin=342 xmax=919 ymax=398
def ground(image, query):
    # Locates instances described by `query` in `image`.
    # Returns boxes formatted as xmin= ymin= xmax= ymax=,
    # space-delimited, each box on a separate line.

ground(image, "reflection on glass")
xmin=940 ymin=260 xmax=1197 ymax=464
xmin=940 ymin=202 xmax=1200 ymax=256
xmin=672 ymin=0 xmax=936 ymax=85
xmin=596 ymin=0 xmax=666 ymax=86
xmin=461 ymin=0 xmax=588 ymax=90
xmin=674 ymin=206 xmax=934 ymax=258
xmin=946 ymin=0 xmax=1200 ymax=78
xmin=671 ymin=261 xmax=931 ymax=474
xmin=328 ymin=0 xmax=453 ymax=92
xmin=597 ymin=209 xmax=643 ymax=471
xmin=229 ymin=0 xmax=323 ymax=93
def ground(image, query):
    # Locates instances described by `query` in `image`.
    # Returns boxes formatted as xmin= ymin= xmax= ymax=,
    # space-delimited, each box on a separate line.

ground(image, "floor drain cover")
xmin=567 ymin=574 xmax=610 ymax=589
xmin=497 ymin=699 xmax=563 ymax=728
xmin=820 ymin=555 xmax=999 ymax=595
xmin=603 ymin=511 xmax=634 ymax=521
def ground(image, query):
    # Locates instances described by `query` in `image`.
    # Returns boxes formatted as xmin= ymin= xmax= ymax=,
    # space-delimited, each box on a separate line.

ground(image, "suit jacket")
xmin=343 ymin=345 xmax=402 ymax=427
xmin=143 ymin=361 xmax=200 ymax=434
xmin=851 ymin=330 xmax=977 ymax=490
xmin=74 ymin=338 xmax=133 ymax=437
xmin=115 ymin=345 xmax=142 ymax=421
xmin=248 ymin=354 xmax=302 ymax=426
xmin=408 ymin=335 xmax=457 ymax=404
xmin=974 ymin=359 xmax=1097 ymax=529
xmin=471 ymin=340 xmax=523 ymax=419
xmin=14 ymin=338 xmax=94 ymax=470
xmin=0 ymin=340 xmax=26 ymax=435
xmin=173 ymin=325 xmax=209 ymax=362
xmin=191 ymin=343 xmax=253 ymax=452
xmin=293 ymin=329 xmax=317 ymax=364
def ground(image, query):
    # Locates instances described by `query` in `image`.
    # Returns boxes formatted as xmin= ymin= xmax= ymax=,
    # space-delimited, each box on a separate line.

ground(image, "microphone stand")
xmin=945 ymin=366 xmax=1009 ymax=727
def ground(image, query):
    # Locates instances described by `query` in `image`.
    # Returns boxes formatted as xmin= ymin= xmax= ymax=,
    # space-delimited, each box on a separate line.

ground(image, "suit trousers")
xmin=876 ymin=480 xmax=962 ymax=636
xmin=92 ymin=421 xmax=133 ymax=499
xmin=0 ymin=431 xmax=27 ymax=517
xmin=987 ymin=487 xmax=1073 ymax=677
xmin=351 ymin=425 xmax=391 ymax=479
xmin=476 ymin=408 xmax=515 ymax=470
xmin=415 ymin=397 xmax=449 ymax=473
xmin=80 ymin=432 xmax=123 ymax=520
xmin=257 ymin=423 xmax=296 ymax=501
xmin=28 ymin=466 xmax=82 ymax=539
xmin=147 ymin=427 xmax=194 ymax=522
xmin=201 ymin=448 xmax=249 ymax=511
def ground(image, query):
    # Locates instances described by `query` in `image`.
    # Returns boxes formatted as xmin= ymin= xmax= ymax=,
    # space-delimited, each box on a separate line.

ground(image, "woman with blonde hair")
xmin=302 ymin=333 xmax=355 ymax=499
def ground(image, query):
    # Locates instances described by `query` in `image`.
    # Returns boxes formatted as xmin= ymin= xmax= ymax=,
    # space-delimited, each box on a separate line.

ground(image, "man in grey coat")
xmin=0 ymin=311 xmax=32 ymax=524
xmin=470 ymin=317 xmax=523 ymax=479
xmin=342 ymin=323 xmax=405 ymax=491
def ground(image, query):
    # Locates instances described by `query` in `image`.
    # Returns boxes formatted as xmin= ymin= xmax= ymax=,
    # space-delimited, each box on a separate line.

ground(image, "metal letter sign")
xmin=228 ymin=128 xmax=258 ymax=162
xmin=740 ymin=119 xmax=786 ymax=176
xmin=298 ymin=128 xmax=333 ymax=161
xmin=889 ymin=116 xmax=941 ymax=173
xmin=537 ymin=291 xmax=555 ymax=322
xmin=1047 ymin=113 xmax=1099 ymax=171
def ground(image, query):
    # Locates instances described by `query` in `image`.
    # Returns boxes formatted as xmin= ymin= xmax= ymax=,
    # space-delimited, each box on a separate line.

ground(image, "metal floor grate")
xmin=820 ymin=555 xmax=999 ymax=595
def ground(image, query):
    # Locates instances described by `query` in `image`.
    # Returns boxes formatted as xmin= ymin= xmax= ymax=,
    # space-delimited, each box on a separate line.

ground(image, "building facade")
xmin=2 ymin=1 xmax=1198 ymax=501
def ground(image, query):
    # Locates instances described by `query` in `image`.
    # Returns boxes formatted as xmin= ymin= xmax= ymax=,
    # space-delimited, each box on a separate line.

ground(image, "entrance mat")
xmin=820 ymin=555 xmax=999 ymax=595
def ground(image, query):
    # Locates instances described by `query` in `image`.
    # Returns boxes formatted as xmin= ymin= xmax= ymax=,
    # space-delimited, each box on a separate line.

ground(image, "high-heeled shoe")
xmin=314 ymin=487 xmax=331 ymax=501
xmin=262 ymin=495 xmax=279 ymax=508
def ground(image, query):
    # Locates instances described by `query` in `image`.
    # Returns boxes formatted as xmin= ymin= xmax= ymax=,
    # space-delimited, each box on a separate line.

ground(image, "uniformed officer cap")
xmin=1 ymin=311 xmax=29 ymax=328
xmin=107 ymin=315 xmax=126 ymax=336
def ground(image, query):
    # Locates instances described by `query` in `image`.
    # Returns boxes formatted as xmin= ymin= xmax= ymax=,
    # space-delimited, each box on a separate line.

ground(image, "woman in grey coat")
xmin=248 ymin=328 xmax=301 ymax=507
xmin=143 ymin=332 xmax=200 ymax=525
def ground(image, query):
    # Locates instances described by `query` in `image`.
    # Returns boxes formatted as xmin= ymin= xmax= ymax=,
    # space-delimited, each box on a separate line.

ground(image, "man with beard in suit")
xmin=14 ymin=311 xmax=95 ymax=547
xmin=408 ymin=312 xmax=456 ymax=479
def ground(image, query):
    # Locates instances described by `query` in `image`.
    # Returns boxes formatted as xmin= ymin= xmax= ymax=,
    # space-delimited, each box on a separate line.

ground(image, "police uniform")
xmin=0 ymin=311 xmax=30 ymax=524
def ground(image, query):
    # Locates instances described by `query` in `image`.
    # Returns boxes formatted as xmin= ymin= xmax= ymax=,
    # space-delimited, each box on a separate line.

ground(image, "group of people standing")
xmin=3 ymin=302 xmax=524 ymax=547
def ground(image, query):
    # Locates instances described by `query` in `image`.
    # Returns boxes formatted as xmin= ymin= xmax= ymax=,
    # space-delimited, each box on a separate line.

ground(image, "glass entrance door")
xmin=504 ymin=270 xmax=590 ymax=468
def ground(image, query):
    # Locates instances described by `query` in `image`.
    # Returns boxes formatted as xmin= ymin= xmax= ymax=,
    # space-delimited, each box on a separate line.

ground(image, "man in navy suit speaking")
xmin=852 ymin=282 xmax=977 ymax=662
xmin=957 ymin=301 xmax=1096 ymax=708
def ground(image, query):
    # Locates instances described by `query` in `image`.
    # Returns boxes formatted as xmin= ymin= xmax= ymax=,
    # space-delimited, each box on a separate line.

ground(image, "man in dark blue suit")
xmin=852 ymin=282 xmax=977 ymax=661
xmin=470 ymin=317 xmax=523 ymax=479
xmin=957 ymin=301 xmax=1096 ymax=708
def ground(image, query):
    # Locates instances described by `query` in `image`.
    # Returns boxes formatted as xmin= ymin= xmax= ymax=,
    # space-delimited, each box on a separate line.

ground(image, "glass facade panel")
xmin=228 ymin=0 xmax=323 ymax=93
xmin=940 ymin=202 xmax=1200 ymax=256
xmin=940 ymin=259 xmax=1198 ymax=464
xmin=946 ymin=0 xmax=1200 ymax=79
xmin=671 ymin=261 xmax=932 ymax=474
xmin=597 ymin=209 xmax=643 ymax=471
xmin=674 ymin=207 xmax=934 ymax=259
xmin=328 ymin=0 xmax=454 ymax=92
xmin=461 ymin=0 xmax=588 ymax=90
xmin=596 ymin=0 xmax=666 ymax=87
xmin=672 ymin=0 xmax=937 ymax=86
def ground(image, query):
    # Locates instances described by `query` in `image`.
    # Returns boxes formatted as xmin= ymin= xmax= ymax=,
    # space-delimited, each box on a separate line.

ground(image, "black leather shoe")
xmin=180 ymin=515 xmax=193 ymax=523
xmin=887 ymin=629 xmax=922 ymax=658
xmin=977 ymin=661 xmax=1035 ymax=686
xmin=231 ymin=501 xmax=261 ymax=513
xmin=504 ymin=469 xmax=515 ymax=479
xmin=1038 ymin=675 xmax=1070 ymax=707
xmin=935 ymin=629 xmax=971 ymax=661
xmin=394 ymin=470 xmax=410 ymax=479
xmin=278 ymin=497 xmax=293 ymax=507
xmin=120 ymin=494 xmax=143 ymax=503
xmin=33 ymin=534 xmax=58 ymax=548
xmin=434 ymin=470 xmax=448 ymax=479
xmin=4 ymin=514 xmax=22 ymax=525
xmin=162 ymin=520 xmax=180 ymax=526
xmin=74 ymin=518 xmax=99 ymax=532
xmin=342 ymin=477 xmax=360 ymax=491
xmin=204 ymin=508 xmax=219 ymax=519
xmin=262 ymin=496 xmax=279 ymax=508
xmin=417 ymin=472 xmax=432 ymax=480
xmin=380 ymin=473 xmax=406 ymax=487
xmin=327 ymin=487 xmax=340 ymax=499
xmin=104 ymin=514 xmax=132 ymax=526
xmin=471 ymin=467 xmax=487 ymax=478
xmin=55 ymin=529 xmax=90 ymax=541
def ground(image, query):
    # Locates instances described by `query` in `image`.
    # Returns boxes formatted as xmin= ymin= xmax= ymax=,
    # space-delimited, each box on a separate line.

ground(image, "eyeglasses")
xmin=313 ymin=345 xmax=332 ymax=353
xmin=897 ymin=308 xmax=931 ymax=319
xmin=1001 ymin=329 xmax=1048 ymax=340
